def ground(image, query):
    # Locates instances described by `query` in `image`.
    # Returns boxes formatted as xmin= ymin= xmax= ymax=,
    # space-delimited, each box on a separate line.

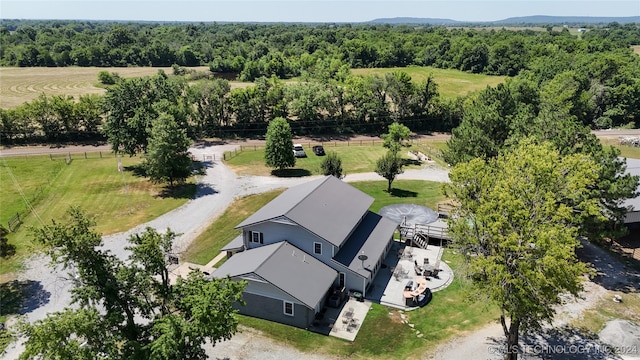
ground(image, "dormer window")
xmin=251 ymin=231 xmax=264 ymax=244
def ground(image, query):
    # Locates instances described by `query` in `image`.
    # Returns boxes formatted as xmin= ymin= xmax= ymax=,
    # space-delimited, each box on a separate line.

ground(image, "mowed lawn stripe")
xmin=0 ymin=153 xmax=196 ymax=274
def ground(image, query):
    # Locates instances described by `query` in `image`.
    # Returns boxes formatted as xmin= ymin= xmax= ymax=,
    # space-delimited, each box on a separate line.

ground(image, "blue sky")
xmin=1 ymin=1 xmax=639 ymax=23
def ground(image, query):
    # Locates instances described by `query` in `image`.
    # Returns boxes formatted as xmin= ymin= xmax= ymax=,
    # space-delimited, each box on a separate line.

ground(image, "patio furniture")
xmin=402 ymin=247 xmax=413 ymax=260
xmin=414 ymin=260 xmax=424 ymax=276
xmin=393 ymin=264 xmax=404 ymax=280
xmin=432 ymin=260 xmax=441 ymax=278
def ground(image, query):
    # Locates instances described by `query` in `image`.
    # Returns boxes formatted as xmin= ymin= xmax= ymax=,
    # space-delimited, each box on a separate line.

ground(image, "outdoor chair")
xmin=433 ymin=260 xmax=441 ymax=278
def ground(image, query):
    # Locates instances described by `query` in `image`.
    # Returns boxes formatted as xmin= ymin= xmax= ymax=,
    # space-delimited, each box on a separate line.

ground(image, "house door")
xmin=339 ymin=273 xmax=346 ymax=289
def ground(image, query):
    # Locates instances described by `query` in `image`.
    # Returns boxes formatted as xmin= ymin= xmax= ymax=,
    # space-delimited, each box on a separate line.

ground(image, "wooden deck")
xmin=399 ymin=219 xmax=450 ymax=249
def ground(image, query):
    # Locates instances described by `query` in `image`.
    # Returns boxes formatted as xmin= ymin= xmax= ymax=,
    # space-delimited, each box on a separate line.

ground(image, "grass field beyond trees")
xmin=0 ymin=66 xmax=219 ymax=109
xmin=350 ymin=66 xmax=507 ymax=98
xmin=0 ymin=153 xmax=196 ymax=274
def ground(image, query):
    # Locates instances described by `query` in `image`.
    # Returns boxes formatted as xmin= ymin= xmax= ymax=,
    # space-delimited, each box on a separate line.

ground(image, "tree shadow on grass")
xmin=124 ymin=164 xmax=146 ymax=178
xmin=0 ymin=280 xmax=51 ymax=317
xmin=157 ymin=183 xmax=198 ymax=199
xmin=389 ymin=188 xmax=418 ymax=198
xmin=271 ymin=168 xmax=312 ymax=178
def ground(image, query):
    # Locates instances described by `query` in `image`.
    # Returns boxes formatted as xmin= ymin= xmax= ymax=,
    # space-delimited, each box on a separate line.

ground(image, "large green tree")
xmin=264 ymin=117 xmax=295 ymax=171
xmin=20 ymin=208 xmax=245 ymax=360
xmin=443 ymin=81 xmax=637 ymax=240
xmin=143 ymin=114 xmax=192 ymax=187
xmin=380 ymin=122 xmax=411 ymax=155
xmin=101 ymin=71 xmax=186 ymax=156
xmin=444 ymin=141 xmax=600 ymax=360
xmin=375 ymin=151 xmax=404 ymax=192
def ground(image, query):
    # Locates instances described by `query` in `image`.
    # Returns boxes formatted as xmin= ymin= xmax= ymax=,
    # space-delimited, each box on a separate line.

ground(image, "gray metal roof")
xmin=622 ymin=158 xmax=640 ymax=211
xmin=221 ymin=234 xmax=244 ymax=252
xmin=212 ymin=242 xmax=337 ymax=309
xmin=236 ymin=176 xmax=374 ymax=246
xmin=333 ymin=211 xmax=398 ymax=277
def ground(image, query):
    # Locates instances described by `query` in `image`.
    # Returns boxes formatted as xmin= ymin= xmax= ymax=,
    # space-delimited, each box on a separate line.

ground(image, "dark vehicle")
xmin=312 ymin=145 xmax=325 ymax=156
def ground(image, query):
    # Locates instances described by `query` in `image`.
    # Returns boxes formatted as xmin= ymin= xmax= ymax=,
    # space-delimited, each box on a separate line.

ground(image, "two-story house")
xmin=211 ymin=175 xmax=398 ymax=328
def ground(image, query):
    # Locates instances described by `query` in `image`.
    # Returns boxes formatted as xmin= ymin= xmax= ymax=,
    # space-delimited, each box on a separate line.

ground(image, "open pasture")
xmin=0 ymin=153 xmax=196 ymax=274
xmin=0 ymin=66 xmax=249 ymax=109
xmin=350 ymin=66 xmax=506 ymax=98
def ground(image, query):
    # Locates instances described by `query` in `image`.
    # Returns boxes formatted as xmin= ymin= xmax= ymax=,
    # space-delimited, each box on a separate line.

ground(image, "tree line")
xmin=1 ymin=20 xmax=639 ymax=77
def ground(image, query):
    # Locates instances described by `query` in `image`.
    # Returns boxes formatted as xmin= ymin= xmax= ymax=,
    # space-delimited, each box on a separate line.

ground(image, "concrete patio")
xmin=308 ymin=298 xmax=372 ymax=341
xmin=367 ymin=241 xmax=454 ymax=310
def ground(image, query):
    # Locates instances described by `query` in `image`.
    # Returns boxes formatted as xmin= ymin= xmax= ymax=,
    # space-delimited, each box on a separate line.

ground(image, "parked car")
xmin=293 ymin=144 xmax=306 ymax=158
xmin=312 ymin=145 xmax=325 ymax=156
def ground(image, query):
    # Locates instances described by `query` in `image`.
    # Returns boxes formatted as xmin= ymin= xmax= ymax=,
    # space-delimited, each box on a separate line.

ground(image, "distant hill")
xmin=368 ymin=15 xmax=640 ymax=25
xmin=495 ymin=15 xmax=640 ymax=25
xmin=367 ymin=17 xmax=462 ymax=25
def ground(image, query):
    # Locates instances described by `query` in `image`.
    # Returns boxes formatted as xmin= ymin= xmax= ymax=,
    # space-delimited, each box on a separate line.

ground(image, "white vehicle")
xmin=293 ymin=144 xmax=306 ymax=157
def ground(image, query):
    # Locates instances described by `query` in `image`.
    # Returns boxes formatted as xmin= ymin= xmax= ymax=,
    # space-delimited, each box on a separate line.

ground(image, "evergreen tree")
xmin=264 ymin=117 xmax=295 ymax=171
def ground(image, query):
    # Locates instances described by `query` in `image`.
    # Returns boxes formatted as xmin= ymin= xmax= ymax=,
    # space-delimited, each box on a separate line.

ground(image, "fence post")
xmin=50 ymin=154 xmax=53 ymax=160
xmin=85 ymin=152 xmax=87 ymax=159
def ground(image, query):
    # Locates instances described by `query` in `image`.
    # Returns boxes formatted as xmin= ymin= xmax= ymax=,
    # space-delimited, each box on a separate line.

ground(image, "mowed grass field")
xmin=224 ymin=140 xmax=447 ymax=176
xmin=0 ymin=66 xmax=253 ymax=109
xmin=0 ymin=153 xmax=196 ymax=275
xmin=350 ymin=66 xmax=506 ymax=98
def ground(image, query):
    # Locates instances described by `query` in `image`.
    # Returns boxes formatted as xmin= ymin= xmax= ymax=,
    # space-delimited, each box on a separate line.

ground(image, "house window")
xmin=283 ymin=301 xmax=294 ymax=316
xmin=339 ymin=273 xmax=346 ymax=288
xmin=251 ymin=231 xmax=264 ymax=244
xmin=313 ymin=242 xmax=322 ymax=255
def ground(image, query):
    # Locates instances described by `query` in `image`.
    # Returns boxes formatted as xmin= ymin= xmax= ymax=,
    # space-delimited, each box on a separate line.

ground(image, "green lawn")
xmin=224 ymin=143 xmax=433 ymax=177
xmin=182 ymin=179 xmax=496 ymax=359
xmin=599 ymin=138 xmax=640 ymax=159
xmin=351 ymin=66 xmax=507 ymax=99
xmin=0 ymin=153 xmax=196 ymax=275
